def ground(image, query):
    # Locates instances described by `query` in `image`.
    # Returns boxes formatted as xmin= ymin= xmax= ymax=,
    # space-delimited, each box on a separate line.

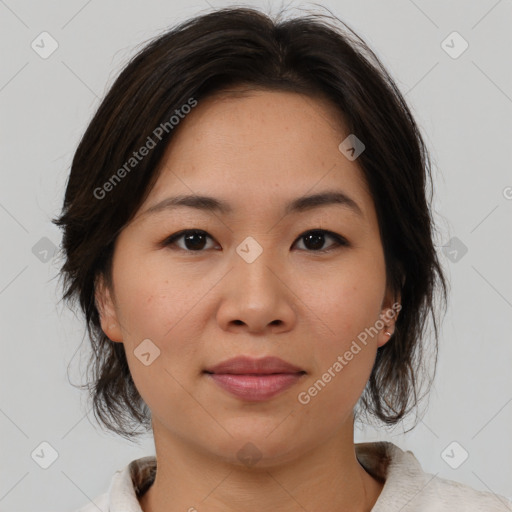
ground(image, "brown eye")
xmin=163 ymin=230 xmax=216 ymax=251
xmin=162 ymin=228 xmax=348 ymax=253
xmin=293 ymin=230 xmax=348 ymax=252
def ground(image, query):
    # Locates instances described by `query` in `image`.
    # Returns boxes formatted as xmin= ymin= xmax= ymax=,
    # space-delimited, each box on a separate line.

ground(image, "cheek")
xmin=113 ymin=250 xmax=190 ymax=338
xmin=295 ymin=276 xmax=381 ymax=420
xmin=112 ymin=253 xmax=206 ymax=364
xmin=299 ymin=252 xmax=386 ymax=338
xmin=118 ymin=288 xmax=200 ymax=422
xmin=295 ymin=253 xmax=385 ymax=399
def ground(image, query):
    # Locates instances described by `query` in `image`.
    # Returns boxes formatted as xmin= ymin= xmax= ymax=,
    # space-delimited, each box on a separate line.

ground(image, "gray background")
xmin=1 ymin=0 xmax=511 ymax=510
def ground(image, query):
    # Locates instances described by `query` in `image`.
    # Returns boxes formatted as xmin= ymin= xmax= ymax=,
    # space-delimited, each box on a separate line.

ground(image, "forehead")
xmin=139 ymin=89 xmax=375 ymax=221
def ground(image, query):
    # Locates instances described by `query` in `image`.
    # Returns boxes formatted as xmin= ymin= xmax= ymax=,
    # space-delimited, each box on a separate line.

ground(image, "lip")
xmin=204 ymin=356 xmax=306 ymax=402
xmin=204 ymin=355 xmax=305 ymax=375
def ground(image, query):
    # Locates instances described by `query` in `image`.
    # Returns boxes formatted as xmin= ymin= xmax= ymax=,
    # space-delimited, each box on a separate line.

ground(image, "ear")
xmin=377 ymin=287 xmax=401 ymax=348
xmin=94 ymin=274 xmax=123 ymax=342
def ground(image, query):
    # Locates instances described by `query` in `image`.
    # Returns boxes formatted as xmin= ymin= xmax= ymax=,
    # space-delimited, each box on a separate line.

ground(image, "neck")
xmin=139 ymin=420 xmax=383 ymax=512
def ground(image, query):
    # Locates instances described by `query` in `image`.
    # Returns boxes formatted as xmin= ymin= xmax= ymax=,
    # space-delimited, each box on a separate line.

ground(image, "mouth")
xmin=203 ymin=356 xmax=306 ymax=402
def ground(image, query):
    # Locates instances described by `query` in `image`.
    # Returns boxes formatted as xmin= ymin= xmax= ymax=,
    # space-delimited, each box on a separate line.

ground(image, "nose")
xmin=215 ymin=246 xmax=297 ymax=334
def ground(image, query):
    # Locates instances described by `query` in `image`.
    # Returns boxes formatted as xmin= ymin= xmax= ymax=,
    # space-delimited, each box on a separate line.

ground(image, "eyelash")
xmin=161 ymin=229 xmax=349 ymax=254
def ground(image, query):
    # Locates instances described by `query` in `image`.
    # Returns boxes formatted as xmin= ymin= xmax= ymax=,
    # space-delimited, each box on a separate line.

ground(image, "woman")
xmin=53 ymin=6 xmax=510 ymax=512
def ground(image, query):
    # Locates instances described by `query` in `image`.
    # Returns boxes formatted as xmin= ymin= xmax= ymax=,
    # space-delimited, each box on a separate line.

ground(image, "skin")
xmin=95 ymin=88 xmax=400 ymax=512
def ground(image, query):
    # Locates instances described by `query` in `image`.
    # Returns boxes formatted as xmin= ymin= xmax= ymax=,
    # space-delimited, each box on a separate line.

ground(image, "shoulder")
xmin=71 ymin=455 xmax=156 ymax=512
xmin=419 ymin=474 xmax=512 ymax=511
xmin=72 ymin=490 xmax=109 ymax=512
xmin=355 ymin=441 xmax=512 ymax=512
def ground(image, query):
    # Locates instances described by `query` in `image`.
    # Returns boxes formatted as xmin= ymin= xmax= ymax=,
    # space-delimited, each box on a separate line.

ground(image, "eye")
xmin=162 ymin=228 xmax=348 ymax=253
xmin=293 ymin=229 xmax=349 ymax=252
xmin=163 ymin=229 xmax=218 ymax=252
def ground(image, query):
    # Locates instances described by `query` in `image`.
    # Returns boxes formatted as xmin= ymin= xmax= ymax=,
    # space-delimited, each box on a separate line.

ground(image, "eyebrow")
xmin=141 ymin=191 xmax=364 ymax=218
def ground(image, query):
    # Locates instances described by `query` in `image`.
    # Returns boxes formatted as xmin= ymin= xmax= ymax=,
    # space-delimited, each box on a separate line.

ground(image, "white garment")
xmin=74 ymin=441 xmax=511 ymax=511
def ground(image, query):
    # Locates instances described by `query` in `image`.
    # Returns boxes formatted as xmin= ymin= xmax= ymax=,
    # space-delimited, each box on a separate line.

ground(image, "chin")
xmin=200 ymin=420 xmax=312 ymax=469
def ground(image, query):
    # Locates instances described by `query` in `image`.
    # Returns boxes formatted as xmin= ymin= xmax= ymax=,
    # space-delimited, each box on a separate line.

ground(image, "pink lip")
xmin=204 ymin=356 xmax=306 ymax=402
xmin=204 ymin=355 xmax=304 ymax=374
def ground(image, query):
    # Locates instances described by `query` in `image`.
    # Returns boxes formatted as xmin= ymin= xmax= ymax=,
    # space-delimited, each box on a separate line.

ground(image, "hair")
xmin=52 ymin=5 xmax=448 ymax=441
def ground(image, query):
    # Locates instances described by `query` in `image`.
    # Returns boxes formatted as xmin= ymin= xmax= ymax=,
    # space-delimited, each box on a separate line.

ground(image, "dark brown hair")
xmin=52 ymin=6 xmax=448 ymax=441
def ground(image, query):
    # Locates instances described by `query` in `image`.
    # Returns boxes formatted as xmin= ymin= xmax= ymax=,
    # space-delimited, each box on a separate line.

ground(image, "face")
xmin=96 ymin=89 xmax=399 ymax=466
